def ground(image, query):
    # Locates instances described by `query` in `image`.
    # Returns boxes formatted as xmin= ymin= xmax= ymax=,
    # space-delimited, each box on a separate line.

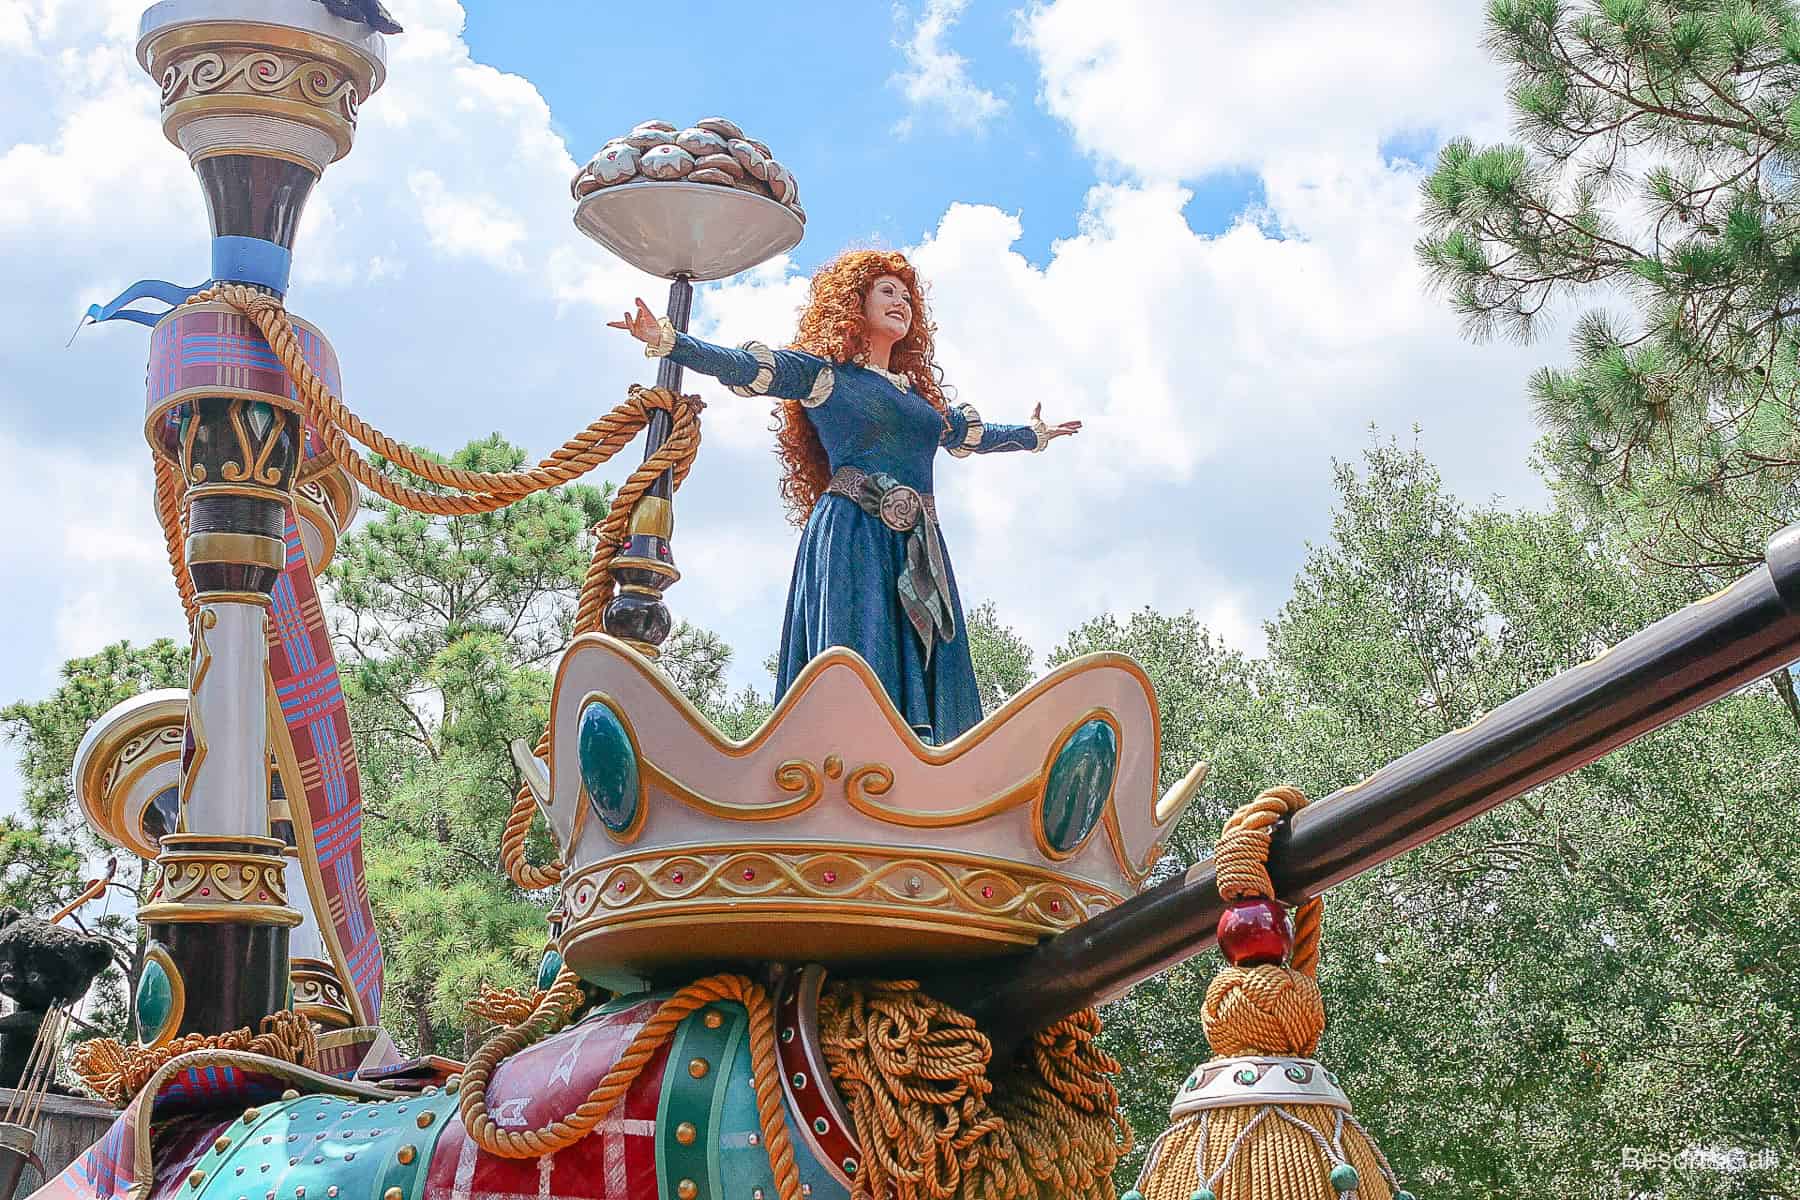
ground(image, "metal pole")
xmin=936 ymin=522 xmax=1800 ymax=1057
xmin=602 ymin=276 xmax=693 ymax=656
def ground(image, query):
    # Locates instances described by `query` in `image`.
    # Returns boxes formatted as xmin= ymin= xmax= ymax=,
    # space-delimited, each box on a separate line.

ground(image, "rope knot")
xmin=1201 ymin=964 xmax=1326 ymax=1057
xmin=1204 ymin=785 xmax=1327 ymax=1058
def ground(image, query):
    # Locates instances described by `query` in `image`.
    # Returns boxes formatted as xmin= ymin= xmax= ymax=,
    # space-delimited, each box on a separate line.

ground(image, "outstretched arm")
xmin=941 ymin=402 xmax=1081 ymax=457
xmin=609 ymin=298 xmax=834 ymax=407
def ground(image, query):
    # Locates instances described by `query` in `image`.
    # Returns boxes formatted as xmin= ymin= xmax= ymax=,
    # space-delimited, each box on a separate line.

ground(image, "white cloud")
xmin=1019 ymin=0 xmax=1509 ymax=180
xmin=0 ymin=434 xmax=181 ymax=663
xmin=891 ymin=0 xmax=1007 ymax=136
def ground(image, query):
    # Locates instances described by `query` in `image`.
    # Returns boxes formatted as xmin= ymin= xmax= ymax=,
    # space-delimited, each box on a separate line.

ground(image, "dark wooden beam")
xmin=932 ymin=523 xmax=1800 ymax=1058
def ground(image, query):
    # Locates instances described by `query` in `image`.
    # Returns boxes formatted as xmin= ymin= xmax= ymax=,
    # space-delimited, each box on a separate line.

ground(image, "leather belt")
xmin=826 ymin=466 xmax=938 ymax=531
xmin=822 ymin=465 xmax=955 ymax=661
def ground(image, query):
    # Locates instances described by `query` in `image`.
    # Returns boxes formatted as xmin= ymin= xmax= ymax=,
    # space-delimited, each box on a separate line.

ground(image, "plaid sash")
xmin=827 ymin=468 xmax=955 ymax=663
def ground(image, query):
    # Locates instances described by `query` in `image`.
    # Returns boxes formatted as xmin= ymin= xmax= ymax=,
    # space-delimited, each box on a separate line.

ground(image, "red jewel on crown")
xmin=1217 ymin=895 xmax=1292 ymax=967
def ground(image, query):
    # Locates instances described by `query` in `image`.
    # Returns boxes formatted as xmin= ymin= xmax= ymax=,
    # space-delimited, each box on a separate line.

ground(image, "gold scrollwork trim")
xmin=291 ymin=958 xmax=354 ymax=1030
xmin=154 ymin=834 xmax=291 ymax=912
xmin=145 ymin=20 xmax=383 ymax=87
xmin=561 ymin=842 xmax=1121 ymax=937
xmin=637 ymin=757 xmax=824 ymax=825
xmin=187 ymin=531 xmax=286 ymax=570
xmin=843 ymin=762 xmax=1040 ymax=829
xmin=78 ymin=695 xmax=186 ymax=861
xmin=141 ymin=944 xmax=186 ymax=1050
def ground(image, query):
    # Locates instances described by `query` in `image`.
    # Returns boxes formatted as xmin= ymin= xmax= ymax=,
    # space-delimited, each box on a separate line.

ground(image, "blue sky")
xmin=0 ymin=0 xmax=1561 ymax=815
xmin=464 ymin=1 xmax=1109 ymax=268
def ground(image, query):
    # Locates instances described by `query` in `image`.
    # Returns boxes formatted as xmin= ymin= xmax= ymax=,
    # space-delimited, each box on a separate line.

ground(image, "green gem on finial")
xmin=1394 ymin=1191 xmax=1416 ymax=1200
xmin=1329 ymin=1163 xmax=1360 ymax=1193
xmin=1191 ymin=1189 xmax=1217 ymax=1200
xmin=1120 ymin=1191 xmax=1143 ymax=1200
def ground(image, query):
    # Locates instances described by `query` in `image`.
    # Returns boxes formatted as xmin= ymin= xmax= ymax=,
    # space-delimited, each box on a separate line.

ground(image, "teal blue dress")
xmin=662 ymin=332 xmax=1043 ymax=743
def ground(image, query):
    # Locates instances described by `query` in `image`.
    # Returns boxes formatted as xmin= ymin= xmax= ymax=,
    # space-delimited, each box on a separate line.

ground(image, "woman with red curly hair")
xmin=611 ymin=249 xmax=1078 ymax=743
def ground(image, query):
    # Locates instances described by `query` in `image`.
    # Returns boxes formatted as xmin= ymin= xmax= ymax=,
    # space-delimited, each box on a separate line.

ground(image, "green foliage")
xmin=330 ymin=437 xmax=743 ymax=1055
xmin=1420 ymin=0 xmax=1800 ymax=570
xmin=1092 ymin=437 xmax=1795 ymax=1197
xmin=966 ymin=601 xmax=1036 ymax=714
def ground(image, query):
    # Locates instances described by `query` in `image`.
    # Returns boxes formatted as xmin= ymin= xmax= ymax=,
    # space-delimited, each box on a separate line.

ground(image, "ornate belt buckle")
xmin=877 ymin=484 xmax=923 ymax=532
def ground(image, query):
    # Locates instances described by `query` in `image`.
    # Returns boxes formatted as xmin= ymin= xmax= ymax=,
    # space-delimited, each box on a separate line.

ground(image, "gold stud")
xmin=416 ymin=1112 xmax=436 ymax=1128
xmin=397 ymin=1145 xmax=417 ymax=1165
xmin=281 ymin=1090 xmax=299 ymax=1101
xmin=702 ymin=1011 xmax=723 ymax=1030
xmin=677 ymin=1180 xmax=698 ymax=1200
xmin=385 ymin=1190 xmax=404 ymax=1200
xmin=215 ymin=1137 xmax=233 ymax=1153
xmin=189 ymin=1172 xmax=206 ymax=1188
xmin=688 ymin=1057 xmax=709 ymax=1079
xmin=445 ymin=1076 xmax=461 ymax=1094
xmin=241 ymin=1108 xmax=262 ymax=1123
xmin=675 ymin=1121 xmax=697 ymax=1145
xmin=423 ymin=1085 xmax=438 ymax=1096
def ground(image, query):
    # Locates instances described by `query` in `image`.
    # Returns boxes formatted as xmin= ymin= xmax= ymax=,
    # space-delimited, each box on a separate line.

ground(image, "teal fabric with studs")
xmin=625 ymin=995 xmax=848 ymax=1200
xmin=184 ymin=1086 xmax=460 ymax=1200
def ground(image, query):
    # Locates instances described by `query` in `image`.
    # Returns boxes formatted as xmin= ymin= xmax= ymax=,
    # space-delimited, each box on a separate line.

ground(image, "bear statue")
xmin=0 ymin=908 xmax=113 ymax=1092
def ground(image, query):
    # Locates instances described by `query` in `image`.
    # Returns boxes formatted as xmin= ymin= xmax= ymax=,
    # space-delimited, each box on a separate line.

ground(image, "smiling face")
xmin=861 ymin=274 xmax=914 ymax=346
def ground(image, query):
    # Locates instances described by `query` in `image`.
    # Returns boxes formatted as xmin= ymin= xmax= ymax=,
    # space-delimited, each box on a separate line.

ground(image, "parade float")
xmin=10 ymin=3 xmax=1800 ymax=1200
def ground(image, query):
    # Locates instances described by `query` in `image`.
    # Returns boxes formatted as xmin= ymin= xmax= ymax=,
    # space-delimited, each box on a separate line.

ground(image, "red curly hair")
xmin=774 ymin=249 xmax=950 ymax=524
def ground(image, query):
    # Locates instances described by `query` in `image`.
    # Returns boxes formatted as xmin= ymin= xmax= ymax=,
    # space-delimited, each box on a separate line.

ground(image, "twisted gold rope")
xmin=149 ymin=288 xmax=702 ymax=891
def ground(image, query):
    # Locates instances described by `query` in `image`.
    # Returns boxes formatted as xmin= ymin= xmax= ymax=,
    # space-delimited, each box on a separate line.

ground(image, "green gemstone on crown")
xmin=1041 ymin=718 xmax=1117 ymax=854
xmin=577 ymin=701 xmax=639 ymax=835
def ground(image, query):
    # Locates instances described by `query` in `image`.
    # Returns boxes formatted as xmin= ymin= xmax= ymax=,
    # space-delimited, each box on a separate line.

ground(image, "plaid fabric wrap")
xmin=423 ymin=999 xmax=670 ymax=1200
xmin=269 ymin=509 xmax=383 ymax=1024
xmin=146 ymin=307 xmax=342 ymax=413
xmin=30 ymin=1064 xmax=294 ymax=1200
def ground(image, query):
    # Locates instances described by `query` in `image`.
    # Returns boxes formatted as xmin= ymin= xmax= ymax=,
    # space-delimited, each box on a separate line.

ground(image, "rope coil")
xmin=73 ymin=1011 xmax=320 ymax=1107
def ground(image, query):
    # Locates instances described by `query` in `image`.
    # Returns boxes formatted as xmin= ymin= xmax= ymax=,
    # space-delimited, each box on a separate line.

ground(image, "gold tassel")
xmin=1124 ymin=787 xmax=1412 ymax=1200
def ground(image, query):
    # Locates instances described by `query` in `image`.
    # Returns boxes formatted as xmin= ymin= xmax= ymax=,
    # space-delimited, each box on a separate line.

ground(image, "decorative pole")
xmin=601 ymin=275 xmax=693 ymax=656
xmin=123 ymin=0 xmax=387 ymax=1042
xmin=571 ymin=118 xmax=806 ymax=657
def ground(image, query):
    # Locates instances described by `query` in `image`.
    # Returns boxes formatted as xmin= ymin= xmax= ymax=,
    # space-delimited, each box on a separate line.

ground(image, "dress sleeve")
xmin=941 ymin=403 xmax=1046 ymax=457
xmin=649 ymin=320 xmax=836 ymax=408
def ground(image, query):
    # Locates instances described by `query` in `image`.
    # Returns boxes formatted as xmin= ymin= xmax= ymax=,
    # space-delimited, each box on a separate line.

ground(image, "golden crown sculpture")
xmin=525 ymin=634 xmax=1207 ymax=988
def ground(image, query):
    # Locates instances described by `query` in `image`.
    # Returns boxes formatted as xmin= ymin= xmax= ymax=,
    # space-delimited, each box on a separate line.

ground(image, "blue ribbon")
xmin=211 ymin=236 xmax=293 ymax=294
xmin=81 ymin=236 xmax=294 ymax=330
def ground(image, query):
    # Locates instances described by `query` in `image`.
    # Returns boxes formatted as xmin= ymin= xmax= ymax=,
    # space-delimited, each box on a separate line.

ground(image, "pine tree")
xmin=329 ymin=436 xmax=746 ymax=1054
xmin=1418 ymin=0 xmax=1800 ymax=572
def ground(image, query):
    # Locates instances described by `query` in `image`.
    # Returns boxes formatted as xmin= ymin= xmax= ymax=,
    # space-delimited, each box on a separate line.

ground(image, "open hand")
xmin=606 ymin=297 xmax=662 ymax=345
xmin=1031 ymin=403 xmax=1081 ymax=443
